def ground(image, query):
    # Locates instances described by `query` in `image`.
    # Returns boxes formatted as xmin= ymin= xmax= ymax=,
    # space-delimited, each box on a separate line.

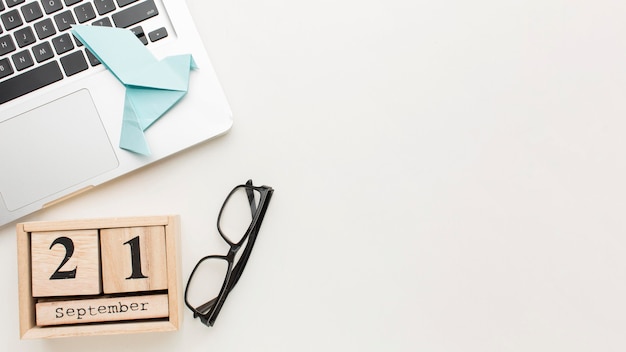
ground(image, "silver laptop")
xmin=0 ymin=0 xmax=233 ymax=226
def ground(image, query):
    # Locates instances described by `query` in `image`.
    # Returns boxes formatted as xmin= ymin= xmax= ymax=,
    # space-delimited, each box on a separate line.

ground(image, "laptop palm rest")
xmin=0 ymin=89 xmax=119 ymax=211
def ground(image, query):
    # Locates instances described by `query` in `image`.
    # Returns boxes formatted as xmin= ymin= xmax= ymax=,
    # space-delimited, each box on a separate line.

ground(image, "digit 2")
xmin=49 ymin=236 xmax=77 ymax=280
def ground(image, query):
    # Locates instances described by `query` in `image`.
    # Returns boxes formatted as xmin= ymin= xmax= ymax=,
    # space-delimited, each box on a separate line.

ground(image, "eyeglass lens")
xmin=218 ymin=186 xmax=261 ymax=244
xmin=186 ymin=257 xmax=230 ymax=315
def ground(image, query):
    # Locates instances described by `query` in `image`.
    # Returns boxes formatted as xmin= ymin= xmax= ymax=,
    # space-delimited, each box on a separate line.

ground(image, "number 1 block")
xmin=100 ymin=226 xmax=168 ymax=294
xmin=30 ymin=230 xmax=101 ymax=297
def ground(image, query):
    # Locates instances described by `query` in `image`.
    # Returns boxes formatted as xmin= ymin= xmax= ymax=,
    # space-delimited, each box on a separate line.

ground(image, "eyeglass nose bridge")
xmin=226 ymin=244 xmax=242 ymax=257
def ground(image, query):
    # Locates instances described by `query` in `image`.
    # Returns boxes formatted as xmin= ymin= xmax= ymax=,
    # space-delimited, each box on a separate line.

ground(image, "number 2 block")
xmin=31 ymin=230 xmax=101 ymax=297
xmin=100 ymin=226 xmax=168 ymax=294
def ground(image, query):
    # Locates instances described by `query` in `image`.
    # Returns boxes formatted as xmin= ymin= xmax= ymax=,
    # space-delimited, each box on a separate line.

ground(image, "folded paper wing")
xmin=71 ymin=25 xmax=196 ymax=155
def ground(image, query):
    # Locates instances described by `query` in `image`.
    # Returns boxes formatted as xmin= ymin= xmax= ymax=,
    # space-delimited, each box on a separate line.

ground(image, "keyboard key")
xmin=92 ymin=17 xmax=112 ymax=26
xmin=94 ymin=0 xmax=116 ymax=15
xmin=14 ymin=26 xmax=35 ymax=47
xmin=0 ymin=2 xmax=5 ymax=12
xmin=32 ymin=41 xmax=54 ymax=62
xmin=0 ymin=34 xmax=16 ymax=55
xmin=130 ymin=25 xmax=146 ymax=45
xmin=53 ymin=10 xmax=75 ymax=31
xmin=0 ymin=61 xmax=63 ymax=104
xmin=6 ymin=0 xmax=26 ymax=8
xmin=72 ymin=33 xmax=82 ymax=46
xmin=74 ymin=2 xmax=95 ymax=23
xmin=64 ymin=0 xmax=83 ymax=5
xmin=51 ymin=32 xmax=73 ymax=54
xmin=34 ymin=18 xmax=56 ymax=39
xmin=148 ymin=27 xmax=166 ymax=42
xmin=11 ymin=49 xmax=33 ymax=70
xmin=112 ymin=0 xmax=157 ymax=28
xmin=116 ymin=0 xmax=138 ymax=7
xmin=85 ymin=48 xmax=100 ymax=66
xmin=59 ymin=50 xmax=87 ymax=76
xmin=21 ymin=2 xmax=43 ymax=22
xmin=41 ymin=0 xmax=63 ymax=14
xmin=0 ymin=58 xmax=13 ymax=79
xmin=1 ymin=9 xmax=23 ymax=30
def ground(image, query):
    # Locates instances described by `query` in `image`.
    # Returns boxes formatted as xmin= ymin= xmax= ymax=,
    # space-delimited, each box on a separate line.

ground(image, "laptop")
xmin=0 ymin=0 xmax=233 ymax=227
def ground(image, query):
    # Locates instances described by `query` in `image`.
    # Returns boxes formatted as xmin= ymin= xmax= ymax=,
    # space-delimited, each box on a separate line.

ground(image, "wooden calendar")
xmin=16 ymin=216 xmax=181 ymax=339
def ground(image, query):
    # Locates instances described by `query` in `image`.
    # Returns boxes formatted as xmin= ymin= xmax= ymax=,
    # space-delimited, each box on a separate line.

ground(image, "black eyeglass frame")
xmin=184 ymin=180 xmax=273 ymax=327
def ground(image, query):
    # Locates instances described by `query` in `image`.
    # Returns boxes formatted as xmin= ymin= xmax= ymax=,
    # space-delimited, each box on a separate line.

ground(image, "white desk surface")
xmin=2 ymin=0 xmax=626 ymax=350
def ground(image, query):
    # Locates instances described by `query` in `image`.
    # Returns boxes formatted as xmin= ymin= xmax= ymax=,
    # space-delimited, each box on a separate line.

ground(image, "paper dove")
xmin=71 ymin=25 xmax=196 ymax=155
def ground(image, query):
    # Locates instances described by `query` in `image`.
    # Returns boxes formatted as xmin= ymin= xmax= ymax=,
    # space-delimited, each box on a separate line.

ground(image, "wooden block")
xmin=100 ymin=226 xmax=168 ymax=294
xmin=35 ymin=294 xmax=169 ymax=326
xmin=30 ymin=230 xmax=100 ymax=297
xmin=17 ymin=216 xmax=181 ymax=339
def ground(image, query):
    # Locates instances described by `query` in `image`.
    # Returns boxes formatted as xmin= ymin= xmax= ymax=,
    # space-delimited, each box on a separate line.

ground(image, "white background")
xmin=2 ymin=0 xmax=626 ymax=350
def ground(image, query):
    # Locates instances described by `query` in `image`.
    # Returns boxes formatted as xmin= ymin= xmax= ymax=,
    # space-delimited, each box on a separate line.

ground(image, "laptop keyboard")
xmin=0 ymin=0 xmax=169 ymax=105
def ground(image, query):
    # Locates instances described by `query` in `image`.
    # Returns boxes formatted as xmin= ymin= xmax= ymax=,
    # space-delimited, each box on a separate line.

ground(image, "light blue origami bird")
xmin=71 ymin=25 xmax=196 ymax=155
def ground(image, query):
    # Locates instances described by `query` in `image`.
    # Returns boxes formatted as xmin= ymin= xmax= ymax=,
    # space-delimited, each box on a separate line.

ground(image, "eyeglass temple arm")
xmin=194 ymin=297 xmax=218 ymax=317
xmin=226 ymin=188 xmax=272 ymax=293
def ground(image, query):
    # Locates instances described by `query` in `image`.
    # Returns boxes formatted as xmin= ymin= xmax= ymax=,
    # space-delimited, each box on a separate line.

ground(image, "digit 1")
xmin=124 ymin=236 xmax=148 ymax=280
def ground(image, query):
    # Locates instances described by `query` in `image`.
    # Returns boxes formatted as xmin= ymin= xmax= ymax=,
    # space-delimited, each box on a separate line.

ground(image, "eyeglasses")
xmin=184 ymin=180 xmax=273 ymax=327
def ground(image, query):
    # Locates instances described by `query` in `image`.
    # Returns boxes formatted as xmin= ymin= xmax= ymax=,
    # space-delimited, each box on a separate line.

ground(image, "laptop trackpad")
xmin=0 ymin=89 xmax=119 ymax=211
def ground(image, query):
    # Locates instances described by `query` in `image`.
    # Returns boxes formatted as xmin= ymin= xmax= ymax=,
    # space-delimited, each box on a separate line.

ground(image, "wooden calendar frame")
xmin=16 ymin=216 xmax=181 ymax=339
